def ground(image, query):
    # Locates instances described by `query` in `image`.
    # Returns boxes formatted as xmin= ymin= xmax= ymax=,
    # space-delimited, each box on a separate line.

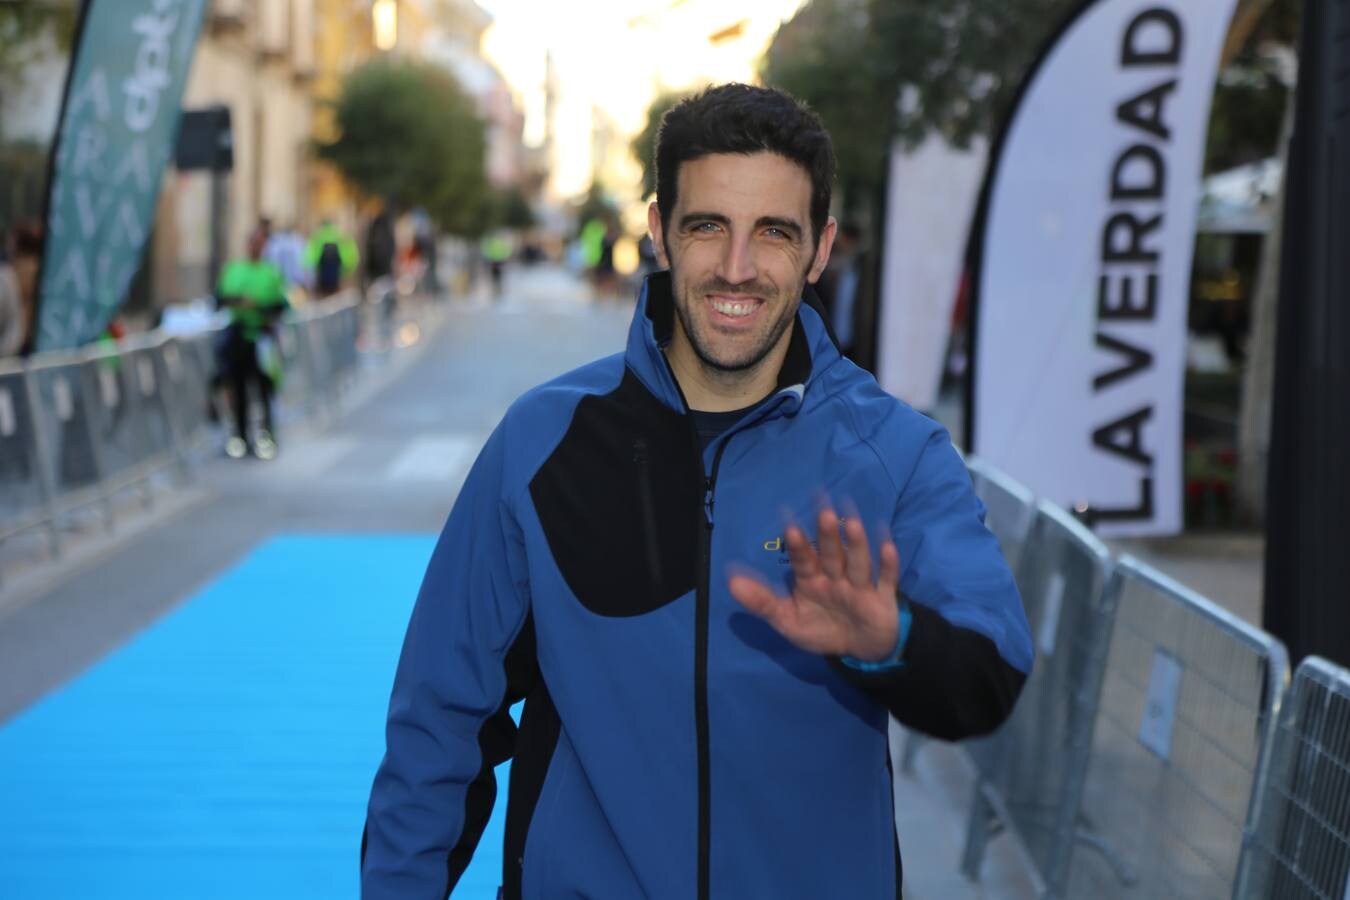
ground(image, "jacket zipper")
xmin=696 ymin=437 xmax=730 ymax=900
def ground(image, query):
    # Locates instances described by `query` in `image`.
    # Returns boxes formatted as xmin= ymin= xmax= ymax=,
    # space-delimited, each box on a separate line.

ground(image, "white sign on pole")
xmin=971 ymin=1 xmax=1238 ymax=536
xmin=1139 ymin=649 xmax=1184 ymax=760
xmin=0 ymin=387 xmax=14 ymax=437
xmin=877 ymin=134 xmax=987 ymax=413
xmin=1038 ymin=571 xmax=1067 ymax=657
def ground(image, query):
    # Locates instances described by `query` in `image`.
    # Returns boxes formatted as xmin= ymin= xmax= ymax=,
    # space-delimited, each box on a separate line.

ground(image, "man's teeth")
xmin=711 ymin=298 xmax=757 ymax=317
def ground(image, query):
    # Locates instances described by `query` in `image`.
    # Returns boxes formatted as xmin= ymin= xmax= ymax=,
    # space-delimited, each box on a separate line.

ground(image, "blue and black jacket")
xmin=362 ymin=272 xmax=1034 ymax=898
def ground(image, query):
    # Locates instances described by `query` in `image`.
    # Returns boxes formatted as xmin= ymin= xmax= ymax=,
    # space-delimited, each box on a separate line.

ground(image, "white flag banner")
xmin=970 ymin=1 xmax=1237 ymax=536
xmin=877 ymin=134 xmax=987 ymax=412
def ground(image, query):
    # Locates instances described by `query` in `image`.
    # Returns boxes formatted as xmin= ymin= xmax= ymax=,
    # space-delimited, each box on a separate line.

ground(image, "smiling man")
xmin=362 ymin=84 xmax=1033 ymax=899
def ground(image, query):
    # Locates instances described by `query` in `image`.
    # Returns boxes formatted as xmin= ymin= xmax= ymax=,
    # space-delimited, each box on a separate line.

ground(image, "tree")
xmin=317 ymin=58 xmax=490 ymax=236
xmin=761 ymin=0 xmax=1077 ymax=216
xmin=0 ymin=3 xmax=77 ymax=97
xmin=495 ymin=185 xmax=536 ymax=231
xmin=631 ymin=90 xmax=688 ymax=201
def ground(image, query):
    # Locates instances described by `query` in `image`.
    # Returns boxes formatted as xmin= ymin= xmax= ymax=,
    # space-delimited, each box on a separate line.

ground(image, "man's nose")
xmin=716 ymin=233 xmax=759 ymax=286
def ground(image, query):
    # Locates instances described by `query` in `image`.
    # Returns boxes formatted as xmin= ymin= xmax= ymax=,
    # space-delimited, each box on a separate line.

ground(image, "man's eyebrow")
xmin=678 ymin=212 xmax=731 ymax=229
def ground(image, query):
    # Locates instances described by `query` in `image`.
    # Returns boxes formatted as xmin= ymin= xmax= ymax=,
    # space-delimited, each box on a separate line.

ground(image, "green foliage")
xmin=1205 ymin=0 xmax=1300 ymax=173
xmin=761 ymin=0 xmax=1077 ymax=213
xmin=495 ymin=185 xmax=536 ymax=230
xmin=631 ymin=90 xmax=688 ymax=200
xmin=318 ymin=58 xmax=490 ymax=237
xmin=0 ymin=2 xmax=77 ymax=92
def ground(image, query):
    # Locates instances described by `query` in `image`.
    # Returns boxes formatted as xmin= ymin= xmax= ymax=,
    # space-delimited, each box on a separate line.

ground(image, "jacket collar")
xmin=625 ymin=270 xmax=840 ymax=415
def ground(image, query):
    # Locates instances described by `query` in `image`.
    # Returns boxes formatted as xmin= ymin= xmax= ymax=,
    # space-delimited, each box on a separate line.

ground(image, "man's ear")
xmin=647 ymin=202 xmax=670 ymax=268
xmin=806 ymin=216 xmax=838 ymax=284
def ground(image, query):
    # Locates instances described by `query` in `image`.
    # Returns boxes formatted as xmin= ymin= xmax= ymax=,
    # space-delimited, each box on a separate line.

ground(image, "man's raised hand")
xmin=728 ymin=506 xmax=901 ymax=662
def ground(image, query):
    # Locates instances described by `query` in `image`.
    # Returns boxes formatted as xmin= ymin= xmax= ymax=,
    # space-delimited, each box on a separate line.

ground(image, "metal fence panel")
xmin=968 ymin=457 xmax=1038 ymax=576
xmin=1236 ymin=657 xmax=1350 ymax=900
xmin=961 ymin=500 xmax=1115 ymax=895
xmin=1065 ymin=557 xmax=1288 ymax=899
xmin=26 ymin=356 xmax=104 ymax=497
xmin=158 ymin=337 xmax=210 ymax=450
xmin=0 ymin=363 xmax=45 ymax=535
xmin=901 ymin=459 xmax=1039 ymax=774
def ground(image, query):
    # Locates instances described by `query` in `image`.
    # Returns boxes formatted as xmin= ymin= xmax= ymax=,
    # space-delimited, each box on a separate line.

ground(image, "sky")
xmin=475 ymin=0 xmax=807 ymax=201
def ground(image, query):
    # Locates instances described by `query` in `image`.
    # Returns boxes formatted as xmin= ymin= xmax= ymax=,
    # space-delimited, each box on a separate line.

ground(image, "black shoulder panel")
xmin=528 ymin=367 xmax=702 ymax=617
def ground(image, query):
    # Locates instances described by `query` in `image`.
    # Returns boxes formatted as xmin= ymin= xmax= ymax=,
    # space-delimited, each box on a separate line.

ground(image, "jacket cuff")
xmin=840 ymin=594 xmax=912 ymax=672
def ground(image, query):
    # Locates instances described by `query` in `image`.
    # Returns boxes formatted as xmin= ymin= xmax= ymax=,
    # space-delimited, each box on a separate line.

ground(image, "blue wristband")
xmin=841 ymin=597 xmax=912 ymax=673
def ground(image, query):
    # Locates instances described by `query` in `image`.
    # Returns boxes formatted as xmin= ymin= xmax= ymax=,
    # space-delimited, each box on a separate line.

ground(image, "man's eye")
xmin=694 ymin=222 xmax=720 ymax=233
xmin=764 ymin=228 xmax=786 ymax=239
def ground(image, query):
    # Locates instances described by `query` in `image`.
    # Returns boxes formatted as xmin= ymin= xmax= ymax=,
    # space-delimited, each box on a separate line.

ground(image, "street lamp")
xmin=373 ymin=0 xmax=398 ymax=51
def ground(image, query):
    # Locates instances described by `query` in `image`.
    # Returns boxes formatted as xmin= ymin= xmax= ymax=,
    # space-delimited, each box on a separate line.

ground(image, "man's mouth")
xmin=707 ymin=295 xmax=762 ymax=319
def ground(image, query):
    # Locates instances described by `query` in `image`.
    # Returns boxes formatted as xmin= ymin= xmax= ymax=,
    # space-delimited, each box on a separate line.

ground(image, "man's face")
xmin=649 ymin=152 xmax=835 ymax=374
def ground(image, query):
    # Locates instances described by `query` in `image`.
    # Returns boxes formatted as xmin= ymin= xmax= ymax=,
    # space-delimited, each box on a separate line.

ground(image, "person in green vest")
xmin=217 ymin=226 xmax=289 ymax=459
xmin=482 ymin=232 xmax=511 ymax=299
xmin=305 ymin=220 xmax=360 ymax=297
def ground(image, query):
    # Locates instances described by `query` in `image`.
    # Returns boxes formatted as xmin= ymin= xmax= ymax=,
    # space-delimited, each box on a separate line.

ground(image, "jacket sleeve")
xmin=838 ymin=428 xmax=1034 ymax=741
xmin=362 ymin=424 xmax=534 ymax=897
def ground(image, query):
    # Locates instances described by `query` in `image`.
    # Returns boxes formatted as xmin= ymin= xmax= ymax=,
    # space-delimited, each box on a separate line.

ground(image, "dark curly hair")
xmin=655 ymin=83 xmax=836 ymax=247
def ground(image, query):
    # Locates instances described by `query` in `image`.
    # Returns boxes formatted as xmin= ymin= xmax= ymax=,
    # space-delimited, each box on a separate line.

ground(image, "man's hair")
xmin=655 ymin=84 xmax=835 ymax=246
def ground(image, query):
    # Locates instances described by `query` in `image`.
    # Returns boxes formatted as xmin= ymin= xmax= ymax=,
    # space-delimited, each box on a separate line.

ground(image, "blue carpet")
xmin=0 ymin=534 xmax=509 ymax=898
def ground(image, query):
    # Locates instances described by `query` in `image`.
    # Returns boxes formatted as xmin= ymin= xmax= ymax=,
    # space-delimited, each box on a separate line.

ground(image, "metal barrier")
xmin=1236 ymin=656 xmax=1350 ymax=899
xmin=1063 ymin=557 xmax=1288 ymax=898
xmin=960 ymin=499 xmax=1116 ymax=897
xmin=0 ymin=295 xmax=361 ymax=578
xmin=967 ymin=457 xmax=1039 ymax=576
xmin=901 ymin=457 xmax=1038 ymax=773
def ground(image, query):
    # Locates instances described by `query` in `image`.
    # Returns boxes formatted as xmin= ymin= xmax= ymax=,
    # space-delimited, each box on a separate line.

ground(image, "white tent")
xmin=1196 ymin=157 xmax=1282 ymax=234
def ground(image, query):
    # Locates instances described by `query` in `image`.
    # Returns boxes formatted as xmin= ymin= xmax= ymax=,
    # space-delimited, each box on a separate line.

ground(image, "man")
xmin=362 ymin=84 xmax=1032 ymax=898
xmin=216 ymin=227 xmax=289 ymax=459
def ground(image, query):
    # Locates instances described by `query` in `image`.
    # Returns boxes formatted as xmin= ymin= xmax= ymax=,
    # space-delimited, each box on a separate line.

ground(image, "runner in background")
xmin=217 ymin=227 xmax=289 ymax=460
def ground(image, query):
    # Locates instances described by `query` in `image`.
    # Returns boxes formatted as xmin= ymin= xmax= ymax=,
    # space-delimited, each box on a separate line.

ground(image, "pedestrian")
xmin=482 ymin=232 xmax=511 ymax=299
xmin=361 ymin=84 xmax=1032 ymax=899
xmin=305 ymin=219 xmax=359 ymax=298
xmin=817 ymin=221 xmax=864 ymax=358
xmin=364 ymin=208 xmax=396 ymax=289
xmin=0 ymin=229 xmax=25 ymax=357
xmin=216 ymin=226 xmax=289 ymax=459
xmin=264 ymin=221 xmax=310 ymax=292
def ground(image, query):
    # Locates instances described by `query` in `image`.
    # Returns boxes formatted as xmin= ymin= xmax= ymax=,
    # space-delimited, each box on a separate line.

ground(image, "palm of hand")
xmin=729 ymin=507 xmax=901 ymax=662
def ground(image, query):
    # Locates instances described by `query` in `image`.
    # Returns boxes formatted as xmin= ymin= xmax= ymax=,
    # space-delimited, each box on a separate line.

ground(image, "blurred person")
xmin=410 ymin=209 xmax=438 ymax=293
xmin=592 ymin=222 xmax=622 ymax=299
xmin=361 ymin=84 xmax=1031 ymax=898
xmin=482 ymin=232 xmax=511 ymax=299
xmin=817 ymin=221 xmax=863 ymax=358
xmin=0 ymin=230 xmax=24 ymax=357
xmin=305 ymin=219 xmax=359 ymax=298
xmin=217 ymin=226 xmax=289 ymax=459
xmin=264 ymin=221 xmax=310 ymax=292
xmin=364 ymin=208 xmax=396 ymax=288
xmin=10 ymin=222 xmax=42 ymax=353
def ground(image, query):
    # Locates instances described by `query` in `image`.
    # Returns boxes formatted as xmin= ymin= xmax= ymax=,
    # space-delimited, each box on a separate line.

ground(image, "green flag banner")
xmin=35 ymin=0 xmax=208 ymax=352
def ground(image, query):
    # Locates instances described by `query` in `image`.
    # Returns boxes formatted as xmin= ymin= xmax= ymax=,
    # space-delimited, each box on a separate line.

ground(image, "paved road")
xmin=0 ymin=266 xmax=630 ymax=722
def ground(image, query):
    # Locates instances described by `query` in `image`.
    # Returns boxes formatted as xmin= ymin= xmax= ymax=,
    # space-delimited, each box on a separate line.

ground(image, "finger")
xmin=728 ymin=573 xmax=788 ymax=626
xmin=816 ymin=507 xmax=845 ymax=579
xmin=784 ymin=525 xmax=820 ymax=578
xmin=843 ymin=516 xmax=873 ymax=588
xmin=877 ymin=538 xmax=901 ymax=598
